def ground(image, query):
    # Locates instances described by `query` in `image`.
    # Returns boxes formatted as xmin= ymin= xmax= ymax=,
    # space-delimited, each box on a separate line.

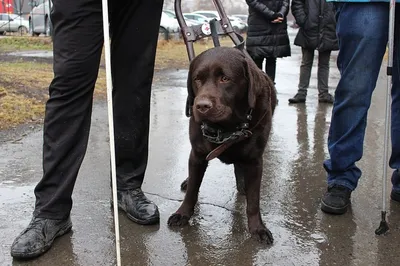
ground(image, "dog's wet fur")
xmin=167 ymin=47 xmax=277 ymax=244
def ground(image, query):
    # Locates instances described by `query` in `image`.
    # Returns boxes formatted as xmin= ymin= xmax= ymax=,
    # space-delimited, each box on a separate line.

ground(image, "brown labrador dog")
xmin=167 ymin=46 xmax=277 ymax=243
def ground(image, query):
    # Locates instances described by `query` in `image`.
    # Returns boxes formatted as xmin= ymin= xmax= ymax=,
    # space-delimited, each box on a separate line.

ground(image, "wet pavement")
xmin=2 ymin=28 xmax=400 ymax=266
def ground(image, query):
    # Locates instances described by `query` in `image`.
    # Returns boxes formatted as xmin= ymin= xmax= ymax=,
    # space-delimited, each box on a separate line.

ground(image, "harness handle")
xmin=174 ymin=0 xmax=251 ymax=62
xmin=174 ymin=0 xmax=252 ymax=117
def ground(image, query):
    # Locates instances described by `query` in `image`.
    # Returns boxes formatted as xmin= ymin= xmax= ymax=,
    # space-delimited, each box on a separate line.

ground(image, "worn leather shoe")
xmin=11 ymin=216 xmax=72 ymax=259
xmin=117 ymin=188 xmax=160 ymax=225
xmin=321 ymin=185 xmax=352 ymax=215
xmin=288 ymin=92 xmax=306 ymax=103
xmin=318 ymin=93 xmax=334 ymax=103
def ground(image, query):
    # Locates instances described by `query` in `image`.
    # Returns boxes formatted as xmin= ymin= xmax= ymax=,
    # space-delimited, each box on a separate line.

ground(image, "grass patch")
xmin=0 ymin=87 xmax=45 ymax=129
xmin=0 ymin=37 xmax=53 ymax=52
xmin=0 ymin=36 xmax=241 ymax=129
xmin=0 ymin=60 xmax=106 ymax=129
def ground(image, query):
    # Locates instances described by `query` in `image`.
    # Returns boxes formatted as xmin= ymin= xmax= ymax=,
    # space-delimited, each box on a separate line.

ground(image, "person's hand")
xmin=271 ymin=17 xmax=284 ymax=23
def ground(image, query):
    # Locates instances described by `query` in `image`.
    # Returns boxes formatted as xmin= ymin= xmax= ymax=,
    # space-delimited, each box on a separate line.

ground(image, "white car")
xmin=192 ymin=10 xmax=220 ymax=20
xmin=191 ymin=11 xmax=246 ymax=33
xmin=0 ymin=13 xmax=29 ymax=34
xmin=183 ymin=13 xmax=209 ymax=24
xmin=228 ymin=16 xmax=247 ymax=33
xmin=159 ymin=10 xmax=180 ymax=40
xmin=232 ymin=14 xmax=249 ymax=23
xmin=29 ymin=0 xmax=52 ymax=36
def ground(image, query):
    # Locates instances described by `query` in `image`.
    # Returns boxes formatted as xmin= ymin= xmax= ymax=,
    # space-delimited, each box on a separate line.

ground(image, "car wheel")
xmin=18 ymin=26 xmax=28 ymax=35
xmin=159 ymin=26 xmax=169 ymax=41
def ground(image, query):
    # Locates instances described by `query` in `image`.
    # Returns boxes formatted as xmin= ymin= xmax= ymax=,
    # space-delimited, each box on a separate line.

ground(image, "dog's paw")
xmin=250 ymin=226 xmax=274 ymax=245
xmin=168 ymin=213 xmax=190 ymax=226
xmin=180 ymin=178 xmax=188 ymax=191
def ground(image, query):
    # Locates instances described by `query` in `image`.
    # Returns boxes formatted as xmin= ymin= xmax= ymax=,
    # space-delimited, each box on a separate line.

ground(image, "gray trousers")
xmin=298 ymin=48 xmax=331 ymax=96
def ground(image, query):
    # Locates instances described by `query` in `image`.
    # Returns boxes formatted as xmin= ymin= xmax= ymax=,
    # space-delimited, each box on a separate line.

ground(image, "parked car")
xmin=191 ymin=11 xmax=246 ymax=33
xmin=0 ymin=13 xmax=29 ymax=34
xmin=28 ymin=0 xmax=52 ymax=36
xmin=232 ymin=14 xmax=248 ymax=23
xmin=228 ymin=16 xmax=247 ymax=33
xmin=183 ymin=13 xmax=209 ymax=24
xmin=192 ymin=10 xmax=220 ymax=20
xmin=159 ymin=10 xmax=180 ymax=40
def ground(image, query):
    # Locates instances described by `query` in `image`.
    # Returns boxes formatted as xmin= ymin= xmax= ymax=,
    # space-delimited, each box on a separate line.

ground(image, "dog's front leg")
xmin=168 ymin=150 xmax=207 ymax=226
xmin=242 ymin=160 xmax=274 ymax=244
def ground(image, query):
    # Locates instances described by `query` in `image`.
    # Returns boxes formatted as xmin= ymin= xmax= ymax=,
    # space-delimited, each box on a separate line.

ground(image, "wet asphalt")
xmin=1 ymin=28 xmax=400 ymax=266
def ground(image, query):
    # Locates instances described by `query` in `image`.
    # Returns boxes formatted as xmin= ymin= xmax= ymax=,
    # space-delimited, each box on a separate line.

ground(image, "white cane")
xmin=375 ymin=0 xmax=396 ymax=235
xmin=101 ymin=0 xmax=122 ymax=264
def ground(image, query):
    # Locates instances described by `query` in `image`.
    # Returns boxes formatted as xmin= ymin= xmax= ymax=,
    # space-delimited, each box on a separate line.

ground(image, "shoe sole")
xmin=11 ymin=220 xmax=72 ymax=259
xmin=288 ymin=100 xmax=306 ymax=104
xmin=111 ymin=201 xmax=160 ymax=225
xmin=321 ymin=200 xmax=349 ymax=215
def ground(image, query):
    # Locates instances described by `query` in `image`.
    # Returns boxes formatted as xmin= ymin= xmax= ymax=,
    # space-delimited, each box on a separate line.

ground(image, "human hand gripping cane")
xmin=101 ymin=0 xmax=122 ymax=264
xmin=375 ymin=0 xmax=396 ymax=235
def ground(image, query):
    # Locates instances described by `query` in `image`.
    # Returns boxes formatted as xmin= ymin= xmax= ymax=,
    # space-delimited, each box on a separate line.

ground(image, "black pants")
xmin=252 ymin=57 xmax=277 ymax=82
xmin=33 ymin=0 xmax=164 ymax=219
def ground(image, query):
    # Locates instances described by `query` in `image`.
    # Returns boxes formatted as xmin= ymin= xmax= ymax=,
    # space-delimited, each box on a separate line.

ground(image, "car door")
xmin=32 ymin=0 xmax=46 ymax=33
xmin=8 ymin=15 xmax=21 ymax=32
xmin=0 ymin=14 xmax=6 ymax=32
xmin=0 ymin=14 xmax=12 ymax=32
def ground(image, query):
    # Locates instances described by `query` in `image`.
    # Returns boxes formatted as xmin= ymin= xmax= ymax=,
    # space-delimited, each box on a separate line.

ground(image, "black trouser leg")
xmin=252 ymin=57 xmax=264 ymax=71
xmin=34 ymin=0 xmax=164 ymax=219
xmin=265 ymin=57 xmax=277 ymax=82
xmin=34 ymin=0 xmax=104 ymax=219
xmin=110 ymin=0 xmax=163 ymax=190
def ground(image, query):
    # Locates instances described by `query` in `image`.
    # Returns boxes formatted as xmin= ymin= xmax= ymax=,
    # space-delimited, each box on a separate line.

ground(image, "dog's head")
xmin=187 ymin=47 xmax=269 ymax=125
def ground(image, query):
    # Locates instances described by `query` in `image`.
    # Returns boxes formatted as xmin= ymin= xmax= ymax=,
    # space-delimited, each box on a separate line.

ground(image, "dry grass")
xmin=0 ymin=36 xmax=241 ymax=129
xmin=0 ymin=37 xmax=53 ymax=52
xmin=0 ymin=60 xmax=107 ymax=129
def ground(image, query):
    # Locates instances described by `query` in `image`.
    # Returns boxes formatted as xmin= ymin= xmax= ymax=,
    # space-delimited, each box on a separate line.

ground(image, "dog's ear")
xmin=244 ymin=57 xmax=271 ymax=109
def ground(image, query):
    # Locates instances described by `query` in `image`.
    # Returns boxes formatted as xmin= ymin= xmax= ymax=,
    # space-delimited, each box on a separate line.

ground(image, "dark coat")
xmin=245 ymin=0 xmax=291 ymax=59
xmin=291 ymin=0 xmax=339 ymax=52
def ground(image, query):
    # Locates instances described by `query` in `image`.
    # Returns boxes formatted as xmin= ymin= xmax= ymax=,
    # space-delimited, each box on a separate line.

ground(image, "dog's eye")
xmin=220 ymin=75 xmax=230 ymax=83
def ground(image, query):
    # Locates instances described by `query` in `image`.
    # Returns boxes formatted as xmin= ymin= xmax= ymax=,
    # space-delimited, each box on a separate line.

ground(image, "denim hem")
xmin=327 ymin=180 xmax=356 ymax=191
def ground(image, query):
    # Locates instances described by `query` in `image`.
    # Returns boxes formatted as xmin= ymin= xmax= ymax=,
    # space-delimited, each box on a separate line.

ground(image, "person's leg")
xmin=11 ymin=0 xmax=104 ymax=259
xmin=322 ymin=3 xmax=389 ymax=214
xmin=388 ymin=8 xmax=400 ymax=199
xmin=251 ymin=56 xmax=264 ymax=72
xmin=34 ymin=0 xmax=104 ymax=220
xmin=110 ymin=0 xmax=163 ymax=224
xmin=317 ymin=50 xmax=334 ymax=103
xmin=265 ymin=57 xmax=276 ymax=82
xmin=289 ymin=48 xmax=314 ymax=103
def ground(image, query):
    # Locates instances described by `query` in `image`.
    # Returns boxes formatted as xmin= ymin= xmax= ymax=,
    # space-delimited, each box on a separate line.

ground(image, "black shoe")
xmin=318 ymin=93 xmax=334 ymax=103
xmin=288 ymin=93 xmax=306 ymax=103
xmin=117 ymin=188 xmax=160 ymax=225
xmin=391 ymin=170 xmax=400 ymax=202
xmin=321 ymin=185 xmax=352 ymax=215
xmin=11 ymin=216 xmax=72 ymax=259
xmin=390 ymin=190 xmax=400 ymax=202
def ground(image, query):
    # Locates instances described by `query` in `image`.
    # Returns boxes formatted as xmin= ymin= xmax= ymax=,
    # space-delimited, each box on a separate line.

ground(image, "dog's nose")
xmin=196 ymin=99 xmax=213 ymax=113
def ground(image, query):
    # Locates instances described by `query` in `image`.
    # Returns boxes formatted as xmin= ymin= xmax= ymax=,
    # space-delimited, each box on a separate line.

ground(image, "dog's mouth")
xmin=193 ymin=104 xmax=232 ymax=124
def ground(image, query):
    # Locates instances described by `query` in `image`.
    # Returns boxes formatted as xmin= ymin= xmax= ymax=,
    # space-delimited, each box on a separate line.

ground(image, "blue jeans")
xmin=324 ymin=3 xmax=400 ymax=191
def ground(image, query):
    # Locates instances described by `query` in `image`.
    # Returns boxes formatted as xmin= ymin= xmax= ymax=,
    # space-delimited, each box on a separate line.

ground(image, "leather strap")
xmin=205 ymin=110 xmax=268 ymax=161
